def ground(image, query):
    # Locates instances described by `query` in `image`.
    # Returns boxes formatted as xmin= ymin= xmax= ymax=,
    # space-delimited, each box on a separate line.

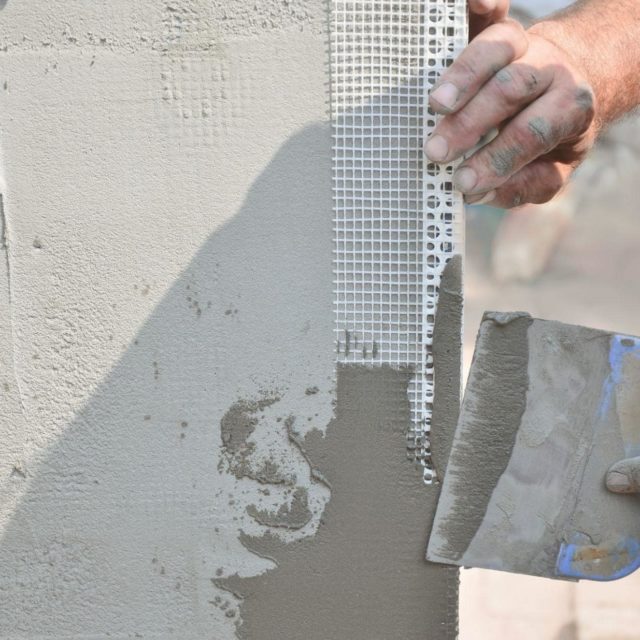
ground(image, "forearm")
xmin=531 ymin=0 xmax=640 ymax=129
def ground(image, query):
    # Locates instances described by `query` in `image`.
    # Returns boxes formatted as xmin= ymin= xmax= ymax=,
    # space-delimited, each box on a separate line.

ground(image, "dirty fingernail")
xmin=606 ymin=470 xmax=631 ymax=493
xmin=454 ymin=167 xmax=478 ymax=193
xmin=424 ymin=135 xmax=449 ymax=162
xmin=466 ymin=190 xmax=496 ymax=206
xmin=430 ymin=82 xmax=459 ymax=111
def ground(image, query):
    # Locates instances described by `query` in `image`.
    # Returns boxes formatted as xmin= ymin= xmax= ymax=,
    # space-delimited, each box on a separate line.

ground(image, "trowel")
xmin=427 ymin=312 xmax=640 ymax=581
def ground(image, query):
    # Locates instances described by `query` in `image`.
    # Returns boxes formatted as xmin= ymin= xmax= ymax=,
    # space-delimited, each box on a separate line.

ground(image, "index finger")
xmin=429 ymin=19 xmax=527 ymax=115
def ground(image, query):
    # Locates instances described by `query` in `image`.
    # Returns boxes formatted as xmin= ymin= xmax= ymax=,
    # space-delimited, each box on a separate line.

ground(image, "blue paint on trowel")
xmin=556 ymin=334 xmax=640 ymax=581
xmin=556 ymin=536 xmax=640 ymax=581
xmin=598 ymin=334 xmax=640 ymax=421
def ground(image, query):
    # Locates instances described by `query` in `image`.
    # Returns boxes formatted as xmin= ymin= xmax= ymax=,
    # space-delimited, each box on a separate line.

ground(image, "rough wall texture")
xmin=0 ymin=2 xmax=457 ymax=638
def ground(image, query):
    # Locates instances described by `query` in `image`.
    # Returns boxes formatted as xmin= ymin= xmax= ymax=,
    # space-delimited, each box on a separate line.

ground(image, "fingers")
xmin=426 ymin=20 xmax=596 ymax=208
xmin=429 ymin=19 xmax=528 ymax=115
xmin=606 ymin=457 xmax=640 ymax=494
xmin=469 ymin=0 xmax=510 ymax=40
xmin=426 ymin=31 xmax=595 ymax=167
xmin=465 ymin=159 xmax=570 ymax=208
xmin=451 ymin=85 xmax=594 ymax=199
xmin=425 ymin=60 xmax=554 ymax=163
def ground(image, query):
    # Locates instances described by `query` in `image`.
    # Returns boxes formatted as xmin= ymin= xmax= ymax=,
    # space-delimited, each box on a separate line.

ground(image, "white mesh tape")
xmin=331 ymin=0 xmax=467 ymax=483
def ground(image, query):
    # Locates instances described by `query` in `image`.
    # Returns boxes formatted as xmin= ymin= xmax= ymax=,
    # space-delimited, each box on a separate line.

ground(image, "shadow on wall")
xmin=0 ymin=124 xmax=333 ymax=636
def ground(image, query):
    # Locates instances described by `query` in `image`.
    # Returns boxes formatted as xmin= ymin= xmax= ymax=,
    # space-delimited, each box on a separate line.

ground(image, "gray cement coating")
xmin=458 ymin=319 xmax=610 ymax=577
xmin=431 ymin=255 xmax=463 ymax=481
xmin=220 ymin=365 xmax=459 ymax=640
xmin=221 ymin=396 xmax=281 ymax=455
xmin=429 ymin=312 xmax=532 ymax=562
xmin=246 ymin=487 xmax=313 ymax=530
xmin=429 ymin=315 xmax=640 ymax=581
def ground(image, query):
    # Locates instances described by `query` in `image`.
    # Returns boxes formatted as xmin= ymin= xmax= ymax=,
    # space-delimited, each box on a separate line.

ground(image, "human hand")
xmin=469 ymin=0 xmax=510 ymax=40
xmin=424 ymin=19 xmax=597 ymax=209
xmin=606 ymin=457 xmax=640 ymax=494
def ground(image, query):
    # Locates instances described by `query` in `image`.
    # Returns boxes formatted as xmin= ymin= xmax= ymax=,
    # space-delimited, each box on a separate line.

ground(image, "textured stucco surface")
xmin=0 ymin=2 xmax=332 ymax=637
xmin=0 ymin=2 xmax=458 ymax=638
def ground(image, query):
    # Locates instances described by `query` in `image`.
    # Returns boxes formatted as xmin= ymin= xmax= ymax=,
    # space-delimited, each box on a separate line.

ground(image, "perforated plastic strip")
xmin=331 ymin=0 xmax=467 ymax=484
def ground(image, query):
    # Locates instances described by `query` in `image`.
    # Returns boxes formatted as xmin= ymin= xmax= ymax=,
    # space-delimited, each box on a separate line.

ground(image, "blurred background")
xmin=459 ymin=2 xmax=640 ymax=638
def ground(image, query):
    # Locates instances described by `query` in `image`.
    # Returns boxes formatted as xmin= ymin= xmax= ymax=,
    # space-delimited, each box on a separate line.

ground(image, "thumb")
xmin=606 ymin=456 xmax=640 ymax=494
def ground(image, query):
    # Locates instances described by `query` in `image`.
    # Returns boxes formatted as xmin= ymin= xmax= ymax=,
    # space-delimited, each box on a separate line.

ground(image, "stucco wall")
xmin=0 ymin=1 xmax=331 ymax=636
xmin=0 ymin=2 xmax=457 ymax=638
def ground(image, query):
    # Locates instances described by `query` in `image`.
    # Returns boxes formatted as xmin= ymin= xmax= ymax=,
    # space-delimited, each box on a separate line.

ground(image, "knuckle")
xmin=554 ymin=93 xmax=595 ymax=139
xmin=491 ymin=73 xmax=520 ymax=104
xmin=485 ymin=126 xmax=534 ymax=177
xmin=510 ymin=191 xmax=525 ymax=208
xmin=446 ymin=108 xmax=485 ymax=147
xmin=492 ymin=64 xmax=540 ymax=104
xmin=451 ymin=20 xmax=528 ymax=93
xmin=573 ymin=87 xmax=596 ymax=128
xmin=479 ymin=20 xmax=528 ymax=62
xmin=494 ymin=18 xmax=526 ymax=40
xmin=502 ymin=162 xmax=564 ymax=207
xmin=487 ymin=144 xmax=523 ymax=178
xmin=559 ymin=83 xmax=595 ymax=116
xmin=574 ymin=85 xmax=596 ymax=114
xmin=452 ymin=56 xmax=479 ymax=82
xmin=509 ymin=121 xmax=539 ymax=151
xmin=559 ymin=83 xmax=594 ymax=113
xmin=497 ymin=19 xmax=528 ymax=52
xmin=497 ymin=183 xmax=525 ymax=209
xmin=527 ymin=116 xmax=555 ymax=150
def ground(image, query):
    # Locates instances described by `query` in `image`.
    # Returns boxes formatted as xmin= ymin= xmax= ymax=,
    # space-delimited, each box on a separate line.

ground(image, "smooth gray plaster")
xmin=220 ymin=365 xmax=459 ymax=640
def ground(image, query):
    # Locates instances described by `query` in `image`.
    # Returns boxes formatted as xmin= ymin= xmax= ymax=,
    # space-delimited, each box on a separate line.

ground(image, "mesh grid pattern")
xmin=331 ymin=0 xmax=467 ymax=483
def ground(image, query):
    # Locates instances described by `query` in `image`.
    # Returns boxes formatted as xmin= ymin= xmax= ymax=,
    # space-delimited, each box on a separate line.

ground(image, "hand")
xmin=469 ymin=0 xmax=510 ymax=40
xmin=606 ymin=457 xmax=640 ymax=494
xmin=424 ymin=19 xmax=597 ymax=209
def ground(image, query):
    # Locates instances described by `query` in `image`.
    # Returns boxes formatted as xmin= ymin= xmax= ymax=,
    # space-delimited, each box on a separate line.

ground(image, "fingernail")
xmin=606 ymin=470 xmax=631 ymax=493
xmin=466 ymin=190 xmax=496 ymax=206
xmin=430 ymin=82 xmax=459 ymax=111
xmin=454 ymin=167 xmax=478 ymax=193
xmin=424 ymin=135 xmax=449 ymax=162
